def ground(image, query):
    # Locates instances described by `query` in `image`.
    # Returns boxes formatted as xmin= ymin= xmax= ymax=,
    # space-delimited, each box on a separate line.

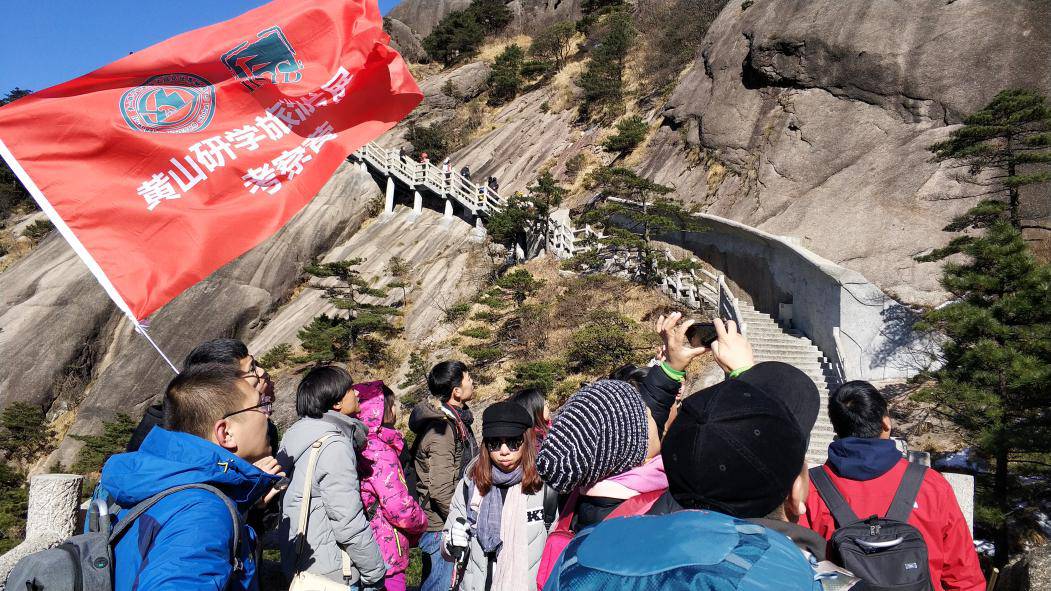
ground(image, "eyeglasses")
xmin=223 ymin=393 xmax=274 ymax=419
xmin=484 ymin=437 xmax=524 ymax=452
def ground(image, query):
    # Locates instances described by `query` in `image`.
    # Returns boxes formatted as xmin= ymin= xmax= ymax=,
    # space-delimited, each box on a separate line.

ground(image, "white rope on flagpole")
xmin=0 ymin=137 xmax=179 ymax=375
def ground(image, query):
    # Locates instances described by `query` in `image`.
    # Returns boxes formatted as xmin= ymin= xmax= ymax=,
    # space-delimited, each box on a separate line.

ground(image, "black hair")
xmin=183 ymin=338 xmax=250 ymax=369
xmin=164 ymin=363 xmax=249 ymax=439
xmin=828 ymin=380 xmax=888 ymax=439
xmin=381 ymin=383 xmax=397 ymax=426
xmin=296 ymin=365 xmax=354 ymax=419
xmin=609 ymin=364 xmax=650 ymax=392
xmin=509 ymin=388 xmax=547 ymax=430
xmin=427 ymin=360 xmax=469 ymax=401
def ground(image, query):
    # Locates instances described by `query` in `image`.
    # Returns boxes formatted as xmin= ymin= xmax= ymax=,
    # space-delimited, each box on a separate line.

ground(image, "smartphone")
xmin=685 ymin=322 xmax=718 ymax=347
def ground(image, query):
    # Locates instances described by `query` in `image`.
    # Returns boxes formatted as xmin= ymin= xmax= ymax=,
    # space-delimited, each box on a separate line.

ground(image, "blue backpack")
xmin=543 ymin=510 xmax=820 ymax=591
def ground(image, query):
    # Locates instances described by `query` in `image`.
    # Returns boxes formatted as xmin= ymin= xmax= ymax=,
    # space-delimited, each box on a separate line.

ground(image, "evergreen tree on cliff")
xmin=918 ymin=89 xmax=1051 ymax=566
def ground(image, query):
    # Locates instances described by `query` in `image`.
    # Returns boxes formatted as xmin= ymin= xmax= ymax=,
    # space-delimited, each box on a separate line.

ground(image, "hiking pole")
xmin=449 ymin=518 xmax=471 ymax=591
xmin=988 ymin=567 xmax=999 ymax=591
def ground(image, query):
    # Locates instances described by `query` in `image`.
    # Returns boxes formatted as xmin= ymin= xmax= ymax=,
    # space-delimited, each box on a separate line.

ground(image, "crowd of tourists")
xmin=8 ymin=314 xmax=986 ymax=591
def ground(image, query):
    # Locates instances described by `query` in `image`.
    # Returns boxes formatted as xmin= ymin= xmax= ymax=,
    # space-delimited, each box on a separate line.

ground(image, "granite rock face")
xmin=639 ymin=0 xmax=1051 ymax=306
xmin=388 ymin=0 xmax=580 ymax=38
xmin=385 ymin=17 xmax=427 ymax=63
xmin=1 ymin=164 xmax=381 ymax=467
xmin=376 ymin=61 xmax=493 ymax=148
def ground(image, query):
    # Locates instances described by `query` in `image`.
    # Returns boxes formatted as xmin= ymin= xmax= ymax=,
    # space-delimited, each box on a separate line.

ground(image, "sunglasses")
xmin=484 ymin=436 xmax=524 ymax=452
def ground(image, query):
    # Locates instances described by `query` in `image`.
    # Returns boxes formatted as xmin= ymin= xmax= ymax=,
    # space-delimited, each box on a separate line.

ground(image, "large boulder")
xmin=385 ymin=17 xmax=427 ymax=63
xmin=388 ymin=0 xmax=580 ymax=38
xmin=640 ymin=0 xmax=1051 ymax=306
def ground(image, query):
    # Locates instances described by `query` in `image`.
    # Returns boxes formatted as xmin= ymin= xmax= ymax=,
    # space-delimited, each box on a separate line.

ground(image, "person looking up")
xmin=409 ymin=360 xmax=479 ymax=591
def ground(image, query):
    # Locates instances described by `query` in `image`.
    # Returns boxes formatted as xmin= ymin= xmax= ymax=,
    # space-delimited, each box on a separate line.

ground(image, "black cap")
xmin=661 ymin=376 xmax=809 ymax=518
xmin=735 ymin=362 xmax=820 ymax=444
xmin=482 ymin=401 xmax=534 ymax=439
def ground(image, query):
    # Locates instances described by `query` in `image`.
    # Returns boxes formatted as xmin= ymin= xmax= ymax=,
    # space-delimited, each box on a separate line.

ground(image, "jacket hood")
xmin=356 ymin=381 xmax=387 ymax=431
xmin=279 ymin=412 xmax=368 ymax=465
xmin=827 ymin=437 xmax=902 ymax=480
xmin=101 ymin=428 xmax=278 ymax=510
xmin=408 ymin=399 xmax=475 ymax=434
xmin=408 ymin=399 xmax=445 ymax=433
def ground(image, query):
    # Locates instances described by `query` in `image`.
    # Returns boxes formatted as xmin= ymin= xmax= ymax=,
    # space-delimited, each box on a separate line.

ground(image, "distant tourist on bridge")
xmin=460 ymin=165 xmax=471 ymax=181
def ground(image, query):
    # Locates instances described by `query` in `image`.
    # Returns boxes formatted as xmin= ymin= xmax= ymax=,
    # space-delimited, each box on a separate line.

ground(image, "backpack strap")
xmin=885 ymin=462 xmax=927 ymax=523
xmin=294 ymin=433 xmax=354 ymax=579
xmin=605 ymin=489 xmax=664 ymax=520
xmin=542 ymin=485 xmax=559 ymax=531
xmin=110 ymin=483 xmax=242 ymax=572
xmin=809 ymin=466 xmax=861 ymax=526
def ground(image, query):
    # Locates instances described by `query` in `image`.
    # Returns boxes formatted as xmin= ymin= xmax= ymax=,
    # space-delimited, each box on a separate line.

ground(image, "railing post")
xmin=444 ymin=198 xmax=454 ymax=219
xmin=412 ymin=190 xmax=422 ymax=215
xmin=384 ymin=176 xmax=395 ymax=214
xmin=0 ymin=474 xmax=84 ymax=587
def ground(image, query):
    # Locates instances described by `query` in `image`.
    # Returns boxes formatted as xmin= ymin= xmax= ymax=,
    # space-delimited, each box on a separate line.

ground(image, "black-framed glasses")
xmin=223 ymin=392 xmax=274 ymax=419
xmin=484 ymin=437 xmax=524 ymax=452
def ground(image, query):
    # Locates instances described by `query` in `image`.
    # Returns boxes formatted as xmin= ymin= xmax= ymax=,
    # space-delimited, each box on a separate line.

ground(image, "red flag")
xmin=0 ymin=0 xmax=421 ymax=322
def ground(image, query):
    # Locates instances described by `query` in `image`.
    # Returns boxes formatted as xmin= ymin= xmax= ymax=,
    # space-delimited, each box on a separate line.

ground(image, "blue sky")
xmin=0 ymin=1 xmax=402 ymax=94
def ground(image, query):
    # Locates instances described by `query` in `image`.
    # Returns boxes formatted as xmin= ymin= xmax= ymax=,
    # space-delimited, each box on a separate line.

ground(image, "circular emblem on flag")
xmin=120 ymin=73 xmax=216 ymax=134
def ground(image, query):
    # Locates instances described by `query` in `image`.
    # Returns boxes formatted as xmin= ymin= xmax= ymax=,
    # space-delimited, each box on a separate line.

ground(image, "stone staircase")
xmin=737 ymin=304 xmax=837 ymax=466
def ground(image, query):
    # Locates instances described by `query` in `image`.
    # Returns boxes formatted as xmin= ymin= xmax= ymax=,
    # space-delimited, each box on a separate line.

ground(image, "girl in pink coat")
xmin=355 ymin=381 xmax=429 ymax=591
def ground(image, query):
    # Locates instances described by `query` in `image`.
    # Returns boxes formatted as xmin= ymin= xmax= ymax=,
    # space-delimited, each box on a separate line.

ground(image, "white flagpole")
xmin=0 ymin=138 xmax=179 ymax=374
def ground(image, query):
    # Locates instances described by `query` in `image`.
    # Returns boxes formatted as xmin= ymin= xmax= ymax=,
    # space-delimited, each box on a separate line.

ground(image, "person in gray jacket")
xmin=278 ymin=366 xmax=387 ymax=589
xmin=442 ymin=401 xmax=556 ymax=591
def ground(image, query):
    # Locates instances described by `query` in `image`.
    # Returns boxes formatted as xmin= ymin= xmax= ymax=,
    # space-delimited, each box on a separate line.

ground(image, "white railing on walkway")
xmin=350 ymin=143 xmax=740 ymax=318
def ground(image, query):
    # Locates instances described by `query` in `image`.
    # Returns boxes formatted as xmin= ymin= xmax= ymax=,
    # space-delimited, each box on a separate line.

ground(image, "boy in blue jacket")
xmin=99 ymin=362 xmax=282 ymax=591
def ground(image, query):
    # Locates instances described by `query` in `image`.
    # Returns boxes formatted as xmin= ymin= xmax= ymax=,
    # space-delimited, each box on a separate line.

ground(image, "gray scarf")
xmin=321 ymin=410 xmax=367 ymax=451
xmin=474 ymin=465 xmax=523 ymax=555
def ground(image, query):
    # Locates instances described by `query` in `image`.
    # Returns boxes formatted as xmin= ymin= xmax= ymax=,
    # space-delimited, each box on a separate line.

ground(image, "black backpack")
xmin=400 ymin=435 xmax=424 ymax=504
xmin=6 ymin=483 xmax=242 ymax=591
xmin=810 ymin=463 xmax=934 ymax=591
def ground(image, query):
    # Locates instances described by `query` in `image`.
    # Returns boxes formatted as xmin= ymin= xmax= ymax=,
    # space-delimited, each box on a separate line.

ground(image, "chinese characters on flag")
xmin=0 ymin=0 xmax=422 ymax=322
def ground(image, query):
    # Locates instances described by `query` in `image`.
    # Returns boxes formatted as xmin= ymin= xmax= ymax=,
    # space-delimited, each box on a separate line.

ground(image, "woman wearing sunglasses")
xmin=442 ymin=401 xmax=557 ymax=591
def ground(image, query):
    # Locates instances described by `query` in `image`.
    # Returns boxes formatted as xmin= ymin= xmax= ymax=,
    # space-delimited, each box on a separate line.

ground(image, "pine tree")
xmin=929 ymin=89 xmax=1051 ymax=232
xmin=0 ymin=402 xmax=54 ymax=467
xmin=299 ymin=259 xmax=401 ymax=364
xmin=529 ymin=21 xmax=577 ymax=72
xmin=496 ymin=269 xmax=545 ymax=306
xmin=0 ymin=88 xmax=35 ymax=217
xmin=916 ymin=93 xmax=1051 ymax=563
xmin=485 ymin=173 xmax=567 ymax=252
xmin=579 ymin=9 xmax=636 ymax=121
xmin=488 ymin=44 xmax=525 ymax=105
xmin=574 ymin=167 xmax=704 ymax=284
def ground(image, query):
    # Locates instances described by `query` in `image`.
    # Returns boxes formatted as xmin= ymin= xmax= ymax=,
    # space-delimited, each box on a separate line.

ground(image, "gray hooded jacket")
xmin=278 ymin=411 xmax=386 ymax=586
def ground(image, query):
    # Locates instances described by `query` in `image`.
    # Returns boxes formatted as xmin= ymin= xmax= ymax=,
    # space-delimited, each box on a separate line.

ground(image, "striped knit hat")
xmin=536 ymin=380 xmax=649 ymax=494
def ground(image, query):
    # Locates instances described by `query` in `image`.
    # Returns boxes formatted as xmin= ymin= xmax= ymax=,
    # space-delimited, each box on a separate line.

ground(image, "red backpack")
xmin=536 ymin=488 xmax=665 ymax=590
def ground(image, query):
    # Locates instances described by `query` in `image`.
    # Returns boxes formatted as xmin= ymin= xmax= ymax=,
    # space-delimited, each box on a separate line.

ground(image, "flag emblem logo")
xmin=221 ymin=26 xmax=303 ymax=91
xmin=120 ymin=73 xmax=216 ymax=134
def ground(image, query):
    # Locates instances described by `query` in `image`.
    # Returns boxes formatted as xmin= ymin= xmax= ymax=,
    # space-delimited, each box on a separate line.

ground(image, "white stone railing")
xmin=0 ymin=474 xmax=84 ymax=590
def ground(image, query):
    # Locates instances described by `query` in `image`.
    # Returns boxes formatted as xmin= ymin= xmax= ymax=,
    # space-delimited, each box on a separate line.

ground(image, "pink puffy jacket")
xmin=355 ymin=381 xmax=428 ymax=575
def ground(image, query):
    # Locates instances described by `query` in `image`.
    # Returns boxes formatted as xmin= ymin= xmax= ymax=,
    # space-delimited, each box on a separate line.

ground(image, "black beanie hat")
xmin=482 ymin=401 xmax=534 ymax=439
xmin=661 ymin=377 xmax=808 ymax=518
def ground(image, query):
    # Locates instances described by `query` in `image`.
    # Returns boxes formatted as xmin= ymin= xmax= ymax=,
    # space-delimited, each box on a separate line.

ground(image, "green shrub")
xmin=565 ymin=153 xmax=587 ymax=179
xmin=462 ymin=344 xmax=503 ymax=364
xmin=0 ymin=462 xmax=29 ymax=554
xmin=21 ymin=219 xmax=53 ymax=241
xmin=477 ymin=295 xmax=509 ymax=309
xmin=445 ymin=302 xmax=472 ymax=322
xmin=579 ymin=9 xmax=635 ymax=121
xmin=496 ymin=269 xmax=545 ymax=305
xmin=566 ymin=310 xmax=636 ymax=372
xmin=551 ymin=375 xmax=588 ymax=407
xmin=398 ymin=352 xmax=430 ymax=410
xmin=71 ymin=414 xmax=136 ymax=475
xmin=506 ymin=360 xmax=567 ymax=395
xmin=529 ymin=21 xmax=576 ymax=72
xmin=407 ymin=123 xmax=452 ymax=162
xmin=459 ymin=326 xmax=492 ymax=339
xmin=258 ymin=343 xmax=293 ymax=369
xmin=488 ymin=44 xmax=524 ymax=105
xmin=602 ymin=116 xmax=649 ymax=154
xmin=0 ymin=402 xmax=54 ymax=466
xmin=539 ymin=101 xmax=551 ymax=113
xmin=472 ymin=310 xmax=503 ymax=323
